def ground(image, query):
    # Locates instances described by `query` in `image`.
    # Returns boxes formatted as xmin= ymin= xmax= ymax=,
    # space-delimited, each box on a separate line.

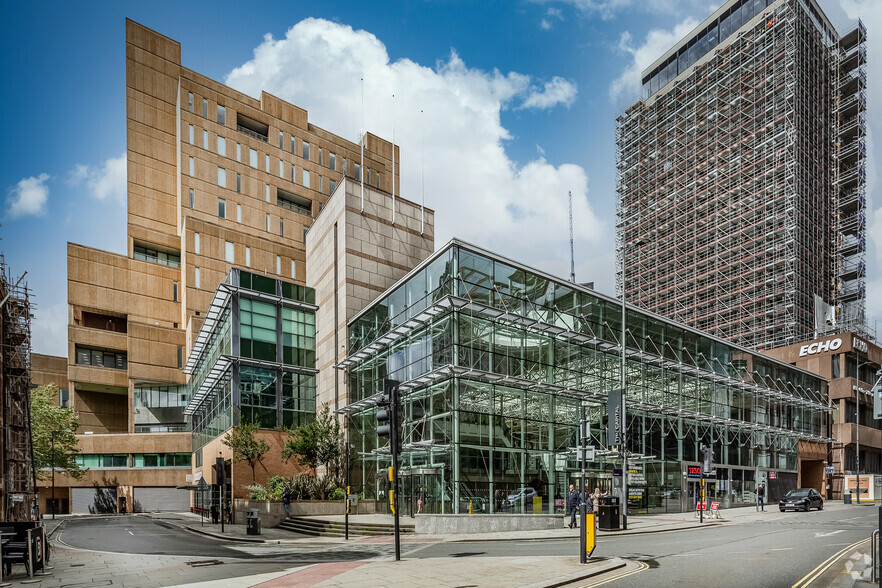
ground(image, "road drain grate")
xmin=186 ymin=559 xmax=225 ymax=567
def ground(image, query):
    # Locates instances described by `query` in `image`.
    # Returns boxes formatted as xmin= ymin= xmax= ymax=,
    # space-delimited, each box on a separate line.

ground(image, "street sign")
xmin=825 ymin=466 xmax=835 ymax=475
xmin=696 ymin=502 xmax=706 ymax=511
xmin=769 ymin=471 xmax=777 ymax=480
xmin=571 ymin=446 xmax=596 ymax=462
xmin=607 ymin=389 xmax=625 ymax=448
xmin=710 ymin=502 xmax=720 ymax=511
xmin=580 ymin=421 xmax=591 ymax=441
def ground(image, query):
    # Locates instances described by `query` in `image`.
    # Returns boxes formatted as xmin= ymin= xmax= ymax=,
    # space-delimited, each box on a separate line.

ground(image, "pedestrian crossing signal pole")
xmin=379 ymin=379 xmax=402 ymax=561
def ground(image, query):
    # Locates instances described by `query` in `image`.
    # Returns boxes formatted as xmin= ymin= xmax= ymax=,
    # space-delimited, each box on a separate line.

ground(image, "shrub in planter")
xmin=330 ymin=487 xmax=345 ymax=500
xmin=246 ymin=483 xmax=268 ymax=500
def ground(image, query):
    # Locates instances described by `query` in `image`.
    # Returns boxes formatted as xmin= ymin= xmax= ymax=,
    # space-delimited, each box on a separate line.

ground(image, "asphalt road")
xmin=413 ymin=506 xmax=878 ymax=587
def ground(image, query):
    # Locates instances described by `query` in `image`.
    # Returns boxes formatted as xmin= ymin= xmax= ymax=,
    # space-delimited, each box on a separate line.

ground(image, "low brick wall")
xmin=233 ymin=499 xmax=378 ymax=527
xmin=414 ymin=514 xmax=565 ymax=534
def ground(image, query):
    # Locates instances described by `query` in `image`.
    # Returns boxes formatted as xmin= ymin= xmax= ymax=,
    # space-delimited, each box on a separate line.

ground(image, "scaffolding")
xmin=0 ymin=254 xmax=35 ymax=521
xmin=615 ymin=0 xmax=868 ymax=350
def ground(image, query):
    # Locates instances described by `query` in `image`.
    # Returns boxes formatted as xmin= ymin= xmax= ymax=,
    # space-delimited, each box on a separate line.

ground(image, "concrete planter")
xmin=233 ymin=499 xmax=378 ymax=527
xmin=414 ymin=514 xmax=565 ymax=535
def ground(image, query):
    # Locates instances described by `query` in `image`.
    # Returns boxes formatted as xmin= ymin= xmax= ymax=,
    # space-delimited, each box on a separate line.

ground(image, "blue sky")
xmin=1 ymin=0 xmax=876 ymax=356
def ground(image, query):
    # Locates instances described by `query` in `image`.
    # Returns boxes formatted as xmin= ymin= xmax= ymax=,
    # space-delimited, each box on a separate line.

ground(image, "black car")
xmin=779 ymin=488 xmax=823 ymax=512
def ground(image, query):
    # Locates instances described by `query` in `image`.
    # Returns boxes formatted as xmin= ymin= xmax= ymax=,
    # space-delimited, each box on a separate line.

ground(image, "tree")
xmin=30 ymin=383 xmax=86 ymax=480
xmin=282 ymin=404 xmax=343 ymax=477
xmin=222 ymin=418 xmax=271 ymax=481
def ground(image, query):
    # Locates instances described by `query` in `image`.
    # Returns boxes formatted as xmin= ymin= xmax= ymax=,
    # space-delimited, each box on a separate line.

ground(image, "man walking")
xmin=757 ymin=482 xmax=765 ymax=512
xmin=567 ymin=484 xmax=581 ymax=529
xmin=283 ymin=486 xmax=291 ymax=519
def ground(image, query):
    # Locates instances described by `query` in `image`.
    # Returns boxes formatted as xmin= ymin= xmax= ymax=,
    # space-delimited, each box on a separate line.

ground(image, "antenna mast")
xmin=569 ymin=190 xmax=575 ymax=283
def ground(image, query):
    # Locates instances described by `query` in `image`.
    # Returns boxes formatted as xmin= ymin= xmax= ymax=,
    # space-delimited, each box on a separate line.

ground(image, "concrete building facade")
xmin=49 ymin=19 xmax=403 ymax=513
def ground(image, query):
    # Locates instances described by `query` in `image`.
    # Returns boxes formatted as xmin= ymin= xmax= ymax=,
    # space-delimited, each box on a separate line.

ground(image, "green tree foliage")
xmin=282 ymin=404 xmax=343 ymax=477
xmin=222 ymin=418 xmax=271 ymax=480
xmin=30 ymin=383 xmax=86 ymax=481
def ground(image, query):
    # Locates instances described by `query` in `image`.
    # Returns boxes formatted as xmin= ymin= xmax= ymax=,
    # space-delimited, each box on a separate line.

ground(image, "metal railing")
xmin=872 ymin=528 xmax=879 ymax=583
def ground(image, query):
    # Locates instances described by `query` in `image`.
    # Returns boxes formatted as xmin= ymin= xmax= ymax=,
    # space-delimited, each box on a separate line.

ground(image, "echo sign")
xmin=799 ymin=338 xmax=842 ymax=357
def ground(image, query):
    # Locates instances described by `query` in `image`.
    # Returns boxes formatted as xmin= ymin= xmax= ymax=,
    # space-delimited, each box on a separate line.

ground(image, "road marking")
xmin=772 ymin=548 xmax=793 ymax=551
xmin=579 ymin=561 xmax=648 ymax=587
xmin=791 ymin=538 xmax=870 ymax=588
xmin=671 ymin=553 xmax=700 ymax=557
xmin=814 ymin=530 xmax=844 ymax=538
xmin=128 ymin=531 xmax=134 ymax=535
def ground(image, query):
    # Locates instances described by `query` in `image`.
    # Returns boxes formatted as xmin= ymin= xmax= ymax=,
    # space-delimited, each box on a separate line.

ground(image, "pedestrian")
xmin=226 ymin=500 xmax=232 ymax=524
xmin=417 ymin=487 xmax=426 ymax=514
xmin=283 ymin=486 xmax=291 ymax=519
xmin=591 ymin=487 xmax=602 ymax=525
xmin=567 ymin=484 xmax=581 ymax=529
xmin=210 ymin=502 xmax=219 ymax=524
xmin=757 ymin=482 xmax=765 ymax=512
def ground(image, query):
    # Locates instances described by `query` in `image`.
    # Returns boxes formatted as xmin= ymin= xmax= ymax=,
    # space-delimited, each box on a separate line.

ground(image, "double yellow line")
xmin=792 ymin=538 xmax=870 ymax=588
xmin=580 ymin=561 xmax=649 ymax=587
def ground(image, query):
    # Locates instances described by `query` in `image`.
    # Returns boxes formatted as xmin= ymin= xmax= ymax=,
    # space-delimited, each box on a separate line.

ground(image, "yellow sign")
xmin=585 ymin=514 xmax=596 ymax=557
xmin=390 ymin=489 xmax=395 ymax=514
xmin=389 ymin=467 xmax=394 ymax=482
xmin=533 ymin=496 xmax=543 ymax=514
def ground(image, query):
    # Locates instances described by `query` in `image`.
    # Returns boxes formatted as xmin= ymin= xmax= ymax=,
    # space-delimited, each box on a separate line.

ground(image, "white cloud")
xmin=225 ymin=18 xmax=603 ymax=280
xmin=541 ymin=7 xmax=564 ymax=29
xmin=532 ymin=0 xmax=703 ymax=20
xmin=609 ymin=17 xmax=698 ymax=103
xmin=31 ymin=302 xmax=68 ymax=357
xmin=541 ymin=19 xmax=553 ymax=30
xmin=519 ymin=76 xmax=578 ymax=109
xmin=6 ymin=174 xmax=49 ymax=218
xmin=70 ymin=153 xmax=126 ymax=203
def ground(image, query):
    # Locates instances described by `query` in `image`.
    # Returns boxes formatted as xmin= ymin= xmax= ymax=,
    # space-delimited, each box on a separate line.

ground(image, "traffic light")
xmin=377 ymin=379 xmax=401 ymax=456
xmin=213 ymin=456 xmax=226 ymax=486
xmin=873 ymin=369 xmax=882 ymax=420
xmin=700 ymin=444 xmax=714 ymax=475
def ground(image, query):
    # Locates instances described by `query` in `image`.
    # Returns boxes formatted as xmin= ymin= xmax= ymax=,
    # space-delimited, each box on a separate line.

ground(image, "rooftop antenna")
xmin=420 ymin=109 xmax=424 ymax=235
xmin=360 ymin=77 xmax=365 ymax=214
xmin=392 ymin=93 xmax=396 ymax=225
xmin=569 ymin=190 xmax=575 ymax=283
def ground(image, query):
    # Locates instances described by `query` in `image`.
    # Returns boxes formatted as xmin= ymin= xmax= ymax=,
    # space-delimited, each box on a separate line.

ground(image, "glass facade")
xmin=186 ymin=269 xmax=317 ymax=451
xmin=342 ymin=242 xmax=829 ymax=515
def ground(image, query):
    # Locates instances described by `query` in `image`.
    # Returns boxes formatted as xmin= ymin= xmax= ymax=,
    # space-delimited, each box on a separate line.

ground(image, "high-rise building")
xmin=616 ymin=0 xmax=867 ymax=350
xmin=46 ymin=19 xmax=406 ymax=514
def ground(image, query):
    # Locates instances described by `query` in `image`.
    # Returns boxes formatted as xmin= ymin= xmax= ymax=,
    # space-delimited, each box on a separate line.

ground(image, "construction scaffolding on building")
xmin=0 ymin=254 xmax=35 ymax=521
xmin=615 ymin=0 xmax=868 ymax=350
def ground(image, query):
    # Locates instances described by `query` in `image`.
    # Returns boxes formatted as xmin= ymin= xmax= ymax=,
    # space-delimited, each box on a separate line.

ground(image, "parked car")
xmin=502 ymin=487 xmax=537 ymax=509
xmin=779 ymin=488 xmax=823 ymax=512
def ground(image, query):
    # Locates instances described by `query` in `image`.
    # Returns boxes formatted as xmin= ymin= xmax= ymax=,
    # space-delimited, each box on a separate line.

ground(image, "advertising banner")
xmin=607 ymin=389 xmax=624 ymax=448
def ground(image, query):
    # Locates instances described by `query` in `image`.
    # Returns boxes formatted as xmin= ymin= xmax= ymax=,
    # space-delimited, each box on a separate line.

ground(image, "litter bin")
xmin=844 ymin=491 xmax=852 ymax=505
xmin=598 ymin=495 xmax=620 ymax=531
xmin=246 ymin=508 xmax=261 ymax=535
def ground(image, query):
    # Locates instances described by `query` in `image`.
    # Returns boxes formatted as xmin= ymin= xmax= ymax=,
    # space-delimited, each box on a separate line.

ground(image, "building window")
xmin=365 ymin=169 xmax=370 ymax=185
xmin=225 ymin=241 xmax=234 ymax=263
xmin=302 ymin=141 xmax=310 ymax=160
xmin=279 ymin=131 xmax=284 ymax=149
xmin=280 ymin=219 xmax=284 ymax=237
xmin=134 ymin=244 xmax=180 ymax=268
xmin=173 ymin=281 xmax=178 ymax=302
xmin=189 ymin=157 xmax=194 ymax=177
xmin=194 ymin=267 xmax=201 ymax=289
xmin=292 ymin=166 xmax=296 ymax=184
xmin=319 ymin=176 xmax=324 ymax=194
xmin=376 ymin=172 xmax=380 ymax=188
xmin=354 ymin=163 xmax=361 ymax=181
xmin=217 ymin=136 xmax=226 ymax=157
xmin=330 ymin=179 xmax=337 ymax=194
xmin=177 ymin=345 xmax=183 ymax=369
xmin=203 ymin=129 xmax=209 ymax=150
xmin=194 ymin=232 xmax=200 ymax=254
xmin=188 ymin=124 xmax=194 ymax=144
xmin=318 ymin=148 xmax=323 ymax=166
xmin=303 ymin=170 xmax=310 ymax=189
xmin=75 ymin=346 xmax=127 ymax=370
xmin=59 ymin=388 xmax=69 ymax=408
xmin=265 ymin=154 xmax=270 ymax=172
xmin=266 ymin=213 xmax=271 ymax=232
xmin=279 ymin=160 xmax=284 ymax=178
xmin=236 ymin=173 xmax=241 ymax=193
xmin=217 ymin=105 xmax=226 ymax=126
xmin=188 ymin=188 xmax=194 ymax=209
xmin=291 ymin=259 xmax=296 ymax=279
xmin=266 ymin=184 xmax=271 ymax=203
xmin=250 ymin=148 xmax=258 ymax=168
xmin=343 ymin=158 xmax=347 ymax=175
xmin=291 ymin=136 xmax=296 ymax=154
xmin=245 ymin=246 xmax=251 ymax=268
xmin=276 ymin=255 xmax=281 ymax=275
xmin=329 ymin=152 xmax=336 ymax=171
xmin=188 ymin=92 xmax=194 ymax=113
xmin=202 ymin=98 xmax=208 ymax=118
xmin=217 ymin=167 xmax=226 ymax=188
xmin=237 ymin=143 xmax=241 ymax=162
xmin=218 ymin=198 xmax=226 ymax=219
xmin=236 ymin=204 xmax=242 ymax=223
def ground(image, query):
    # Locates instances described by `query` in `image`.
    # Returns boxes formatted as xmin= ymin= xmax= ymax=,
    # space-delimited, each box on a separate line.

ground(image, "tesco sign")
xmin=799 ymin=338 xmax=842 ymax=357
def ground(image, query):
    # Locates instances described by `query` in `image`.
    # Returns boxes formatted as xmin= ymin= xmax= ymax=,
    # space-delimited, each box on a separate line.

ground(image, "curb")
xmin=522 ymin=558 xmax=628 ymax=588
xmin=184 ymin=525 xmax=268 ymax=543
xmin=448 ymin=520 xmax=724 ymax=542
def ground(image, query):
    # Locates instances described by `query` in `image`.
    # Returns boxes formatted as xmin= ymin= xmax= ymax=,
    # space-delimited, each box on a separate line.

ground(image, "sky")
xmin=0 ymin=0 xmax=878 ymax=357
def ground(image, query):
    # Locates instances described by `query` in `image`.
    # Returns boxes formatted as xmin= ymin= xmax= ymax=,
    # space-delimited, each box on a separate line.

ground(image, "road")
xmin=56 ymin=506 xmax=878 ymax=587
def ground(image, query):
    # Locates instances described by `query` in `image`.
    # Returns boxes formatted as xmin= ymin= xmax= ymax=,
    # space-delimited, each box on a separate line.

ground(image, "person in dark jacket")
xmin=283 ymin=487 xmax=291 ymax=519
xmin=567 ymin=484 xmax=581 ymax=529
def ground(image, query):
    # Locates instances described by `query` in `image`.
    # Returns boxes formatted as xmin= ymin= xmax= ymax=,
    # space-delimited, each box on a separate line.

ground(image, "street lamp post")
xmin=619 ymin=237 xmax=643 ymax=531
xmin=50 ymin=430 xmax=59 ymax=520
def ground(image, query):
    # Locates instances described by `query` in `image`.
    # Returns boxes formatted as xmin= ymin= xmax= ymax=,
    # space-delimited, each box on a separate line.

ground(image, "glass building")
xmin=183 ymin=269 xmax=318 ymax=457
xmin=338 ymin=240 xmax=830 ymax=515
